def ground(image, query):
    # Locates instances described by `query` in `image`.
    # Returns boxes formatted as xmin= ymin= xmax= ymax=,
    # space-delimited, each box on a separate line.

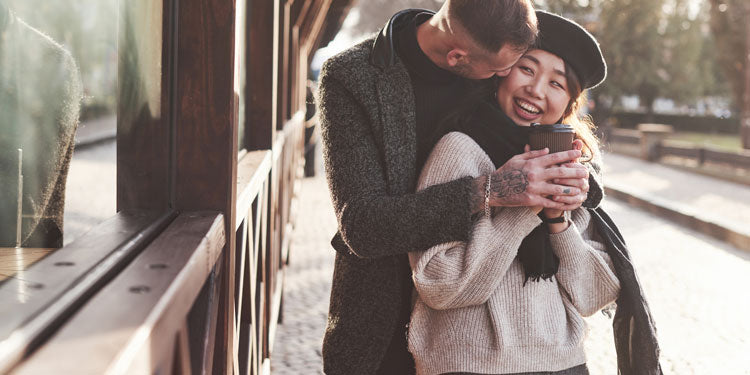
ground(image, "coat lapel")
xmin=374 ymin=67 xmax=416 ymax=195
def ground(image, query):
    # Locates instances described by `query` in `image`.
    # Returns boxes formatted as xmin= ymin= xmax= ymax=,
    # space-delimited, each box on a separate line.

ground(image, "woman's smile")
xmin=496 ymin=49 xmax=571 ymax=126
xmin=513 ymin=97 xmax=543 ymax=120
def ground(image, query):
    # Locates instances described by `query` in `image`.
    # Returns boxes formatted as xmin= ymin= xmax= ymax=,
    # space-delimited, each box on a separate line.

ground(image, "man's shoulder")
xmin=320 ymin=35 xmax=380 ymax=82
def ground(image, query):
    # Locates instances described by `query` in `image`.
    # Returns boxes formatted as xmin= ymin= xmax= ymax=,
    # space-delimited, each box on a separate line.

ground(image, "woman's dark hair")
xmin=558 ymin=61 xmax=600 ymax=162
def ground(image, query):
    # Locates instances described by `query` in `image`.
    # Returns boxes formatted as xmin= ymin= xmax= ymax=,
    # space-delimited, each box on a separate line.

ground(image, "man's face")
xmin=449 ymin=44 xmax=524 ymax=80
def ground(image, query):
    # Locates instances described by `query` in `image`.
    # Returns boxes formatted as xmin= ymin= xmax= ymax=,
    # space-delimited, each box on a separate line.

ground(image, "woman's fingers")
xmin=552 ymin=194 xmax=585 ymax=205
xmin=537 ymin=196 xmax=565 ymax=209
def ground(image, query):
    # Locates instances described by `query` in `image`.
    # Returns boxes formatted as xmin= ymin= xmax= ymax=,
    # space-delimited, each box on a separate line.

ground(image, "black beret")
xmin=535 ymin=10 xmax=607 ymax=90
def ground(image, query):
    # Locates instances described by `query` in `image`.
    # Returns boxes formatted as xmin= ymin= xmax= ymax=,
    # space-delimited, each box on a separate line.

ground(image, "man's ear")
xmin=446 ymin=48 xmax=469 ymax=67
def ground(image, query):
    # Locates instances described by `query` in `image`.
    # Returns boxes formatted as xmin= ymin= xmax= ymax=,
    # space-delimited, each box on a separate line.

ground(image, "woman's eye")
xmin=551 ymin=80 xmax=564 ymax=89
xmin=520 ymin=66 xmax=533 ymax=74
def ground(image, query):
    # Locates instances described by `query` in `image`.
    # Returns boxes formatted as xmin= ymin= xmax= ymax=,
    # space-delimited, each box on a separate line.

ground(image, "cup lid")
xmin=529 ymin=123 xmax=575 ymax=133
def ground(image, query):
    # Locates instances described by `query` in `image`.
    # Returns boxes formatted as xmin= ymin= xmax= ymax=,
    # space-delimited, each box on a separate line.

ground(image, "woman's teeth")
xmin=516 ymin=99 xmax=540 ymax=114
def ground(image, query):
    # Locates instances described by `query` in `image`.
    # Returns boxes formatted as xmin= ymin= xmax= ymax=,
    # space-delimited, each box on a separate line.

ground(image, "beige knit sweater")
xmin=407 ymin=132 xmax=621 ymax=375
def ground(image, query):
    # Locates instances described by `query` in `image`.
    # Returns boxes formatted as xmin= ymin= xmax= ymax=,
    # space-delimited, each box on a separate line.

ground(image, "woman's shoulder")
xmin=433 ymin=131 xmax=484 ymax=155
xmin=417 ymin=132 xmax=494 ymax=190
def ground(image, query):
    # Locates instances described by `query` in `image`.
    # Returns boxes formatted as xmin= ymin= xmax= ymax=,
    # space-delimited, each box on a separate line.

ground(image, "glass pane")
xmin=237 ymin=0 xmax=248 ymax=152
xmin=0 ymin=1 xmax=117 ymax=275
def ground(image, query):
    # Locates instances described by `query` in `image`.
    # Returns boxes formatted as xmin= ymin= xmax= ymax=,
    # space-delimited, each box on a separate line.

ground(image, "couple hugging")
xmin=318 ymin=1 xmax=662 ymax=374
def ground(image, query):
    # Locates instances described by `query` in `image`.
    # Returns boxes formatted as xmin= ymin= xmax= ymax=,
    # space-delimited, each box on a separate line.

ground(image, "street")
xmin=273 ymin=175 xmax=750 ymax=375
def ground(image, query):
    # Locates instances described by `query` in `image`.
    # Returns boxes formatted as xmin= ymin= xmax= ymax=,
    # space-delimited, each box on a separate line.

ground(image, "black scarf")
xmin=440 ymin=98 xmax=663 ymax=374
xmin=447 ymin=99 xmax=575 ymax=283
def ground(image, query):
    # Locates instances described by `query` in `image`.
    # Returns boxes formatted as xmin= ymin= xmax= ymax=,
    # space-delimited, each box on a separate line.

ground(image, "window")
xmin=0 ymin=0 xmax=117 ymax=276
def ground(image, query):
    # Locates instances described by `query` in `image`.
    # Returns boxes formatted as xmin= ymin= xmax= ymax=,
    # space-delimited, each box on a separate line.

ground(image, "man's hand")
xmin=472 ymin=147 xmax=588 ymax=213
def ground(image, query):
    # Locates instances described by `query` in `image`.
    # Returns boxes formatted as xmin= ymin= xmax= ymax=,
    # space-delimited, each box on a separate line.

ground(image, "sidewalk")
xmin=74 ymin=115 xmax=116 ymax=148
xmin=272 ymin=175 xmax=750 ymax=374
xmin=603 ymin=152 xmax=750 ymax=251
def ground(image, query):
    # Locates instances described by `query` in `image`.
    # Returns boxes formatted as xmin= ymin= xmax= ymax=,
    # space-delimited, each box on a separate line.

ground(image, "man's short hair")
xmin=447 ymin=0 xmax=537 ymax=53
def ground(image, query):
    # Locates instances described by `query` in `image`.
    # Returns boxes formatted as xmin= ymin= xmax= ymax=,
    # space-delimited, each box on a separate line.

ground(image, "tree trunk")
xmin=644 ymin=95 xmax=656 ymax=123
xmin=743 ymin=3 xmax=750 ymax=149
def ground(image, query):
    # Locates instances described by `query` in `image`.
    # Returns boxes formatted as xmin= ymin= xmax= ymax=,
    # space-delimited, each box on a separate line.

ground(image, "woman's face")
xmin=495 ymin=49 xmax=572 ymax=126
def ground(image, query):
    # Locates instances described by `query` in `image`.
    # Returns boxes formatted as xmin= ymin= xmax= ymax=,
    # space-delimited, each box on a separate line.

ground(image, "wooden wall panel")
xmin=279 ymin=2 xmax=291 ymax=126
xmin=246 ymin=1 xmax=280 ymax=150
xmin=173 ymin=1 xmax=239 ymax=373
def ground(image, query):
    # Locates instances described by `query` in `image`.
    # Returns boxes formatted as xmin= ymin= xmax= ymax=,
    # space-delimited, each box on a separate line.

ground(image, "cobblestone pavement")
xmin=272 ymin=175 xmax=750 ymax=375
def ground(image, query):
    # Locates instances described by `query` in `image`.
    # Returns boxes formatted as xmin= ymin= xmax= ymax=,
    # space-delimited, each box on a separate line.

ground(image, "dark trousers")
xmin=443 ymin=363 xmax=589 ymax=375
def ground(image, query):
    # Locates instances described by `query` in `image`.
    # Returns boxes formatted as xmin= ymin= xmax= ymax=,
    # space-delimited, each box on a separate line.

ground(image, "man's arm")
xmin=319 ymin=76 xmax=475 ymax=259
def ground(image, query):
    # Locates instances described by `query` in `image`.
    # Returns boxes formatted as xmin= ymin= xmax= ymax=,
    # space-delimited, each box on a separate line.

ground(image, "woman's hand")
xmin=471 ymin=145 xmax=585 ymax=214
xmin=550 ymin=140 xmax=589 ymax=211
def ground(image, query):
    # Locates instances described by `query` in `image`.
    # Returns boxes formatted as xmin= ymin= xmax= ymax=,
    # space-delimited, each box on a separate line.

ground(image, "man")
xmin=318 ymin=1 xmax=590 ymax=373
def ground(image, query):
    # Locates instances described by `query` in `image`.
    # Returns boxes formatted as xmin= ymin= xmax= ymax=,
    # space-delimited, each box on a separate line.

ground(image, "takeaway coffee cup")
xmin=528 ymin=123 xmax=575 ymax=154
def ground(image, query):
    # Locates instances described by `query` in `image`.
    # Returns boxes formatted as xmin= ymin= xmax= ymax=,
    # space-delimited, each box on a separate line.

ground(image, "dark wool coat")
xmin=317 ymin=10 xmax=477 ymax=375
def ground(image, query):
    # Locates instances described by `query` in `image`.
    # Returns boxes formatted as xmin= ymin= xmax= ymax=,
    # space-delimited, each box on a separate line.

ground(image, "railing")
xmin=608 ymin=128 xmax=750 ymax=171
xmin=9 ymin=211 xmax=226 ymax=375
xmin=0 ymin=210 xmax=176 ymax=374
xmin=607 ymin=128 xmax=640 ymax=145
xmin=233 ymin=112 xmax=305 ymax=374
xmin=10 ymin=115 xmax=306 ymax=375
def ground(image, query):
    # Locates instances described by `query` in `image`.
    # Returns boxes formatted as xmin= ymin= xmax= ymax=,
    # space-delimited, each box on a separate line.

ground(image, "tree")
xmin=709 ymin=0 xmax=750 ymax=148
xmin=6 ymin=0 xmax=118 ymax=119
xmin=547 ymin=0 xmax=728 ymax=122
xmin=596 ymin=0 xmax=667 ymax=117
xmin=343 ymin=0 xmax=443 ymax=38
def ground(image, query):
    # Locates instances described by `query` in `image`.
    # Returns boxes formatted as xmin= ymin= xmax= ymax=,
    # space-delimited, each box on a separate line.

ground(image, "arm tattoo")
xmin=491 ymin=169 xmax=528 ymax=198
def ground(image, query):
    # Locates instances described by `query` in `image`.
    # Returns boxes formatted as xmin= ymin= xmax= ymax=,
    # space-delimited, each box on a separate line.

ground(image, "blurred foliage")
xmin=708 ymin=0 xmax=749 ymax=114
xmin=667 ymin=131 xmax=742 ymax=152
xmin=341 ymin=0 xmax=736 ymax=118
xmin=5 ymin=0 xmax=118 ymax=120
xmin=538 ymin=0 xmax=730 ymax=115
xmin=344 ymin=0 xmax=443 ymax=37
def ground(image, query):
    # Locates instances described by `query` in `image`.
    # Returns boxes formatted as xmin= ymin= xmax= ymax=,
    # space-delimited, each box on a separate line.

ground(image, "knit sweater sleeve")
xmin=408 ymin=133 xmax=541 ymax=310
xmin=549 ymin=209 xmax=621 ymax=317
xmin=318 ymin=75 xmax=475 ymax=259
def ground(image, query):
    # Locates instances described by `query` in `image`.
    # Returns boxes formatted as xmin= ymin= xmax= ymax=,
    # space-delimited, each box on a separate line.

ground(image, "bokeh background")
xmin=315 ymin=0 xmax=750 ymax=152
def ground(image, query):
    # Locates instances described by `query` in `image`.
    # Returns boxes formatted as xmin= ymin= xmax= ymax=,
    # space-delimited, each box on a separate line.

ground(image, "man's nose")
xmin=494 ymin=69 xmax=511 ymax=78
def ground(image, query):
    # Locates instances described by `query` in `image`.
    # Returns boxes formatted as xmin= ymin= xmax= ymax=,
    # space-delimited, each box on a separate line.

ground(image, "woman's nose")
xmin=525 ymin=79 xmax=544 ymax=99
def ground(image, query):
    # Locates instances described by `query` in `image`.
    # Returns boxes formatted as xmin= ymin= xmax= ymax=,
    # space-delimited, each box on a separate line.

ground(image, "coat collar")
xmin=369 ymin=9 xmax=435 ymax=71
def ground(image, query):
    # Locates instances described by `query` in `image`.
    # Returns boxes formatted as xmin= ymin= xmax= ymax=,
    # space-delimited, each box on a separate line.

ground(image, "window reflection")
xmin=237 ymin=0 xmax=247 ymax=151
xmin=0 ymin=0 xmax=117 ymax=276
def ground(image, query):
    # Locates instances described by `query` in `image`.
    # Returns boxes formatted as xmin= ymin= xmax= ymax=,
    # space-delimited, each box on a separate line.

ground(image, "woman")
xmin=407 ymin=11 xmax=661 ymax=375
